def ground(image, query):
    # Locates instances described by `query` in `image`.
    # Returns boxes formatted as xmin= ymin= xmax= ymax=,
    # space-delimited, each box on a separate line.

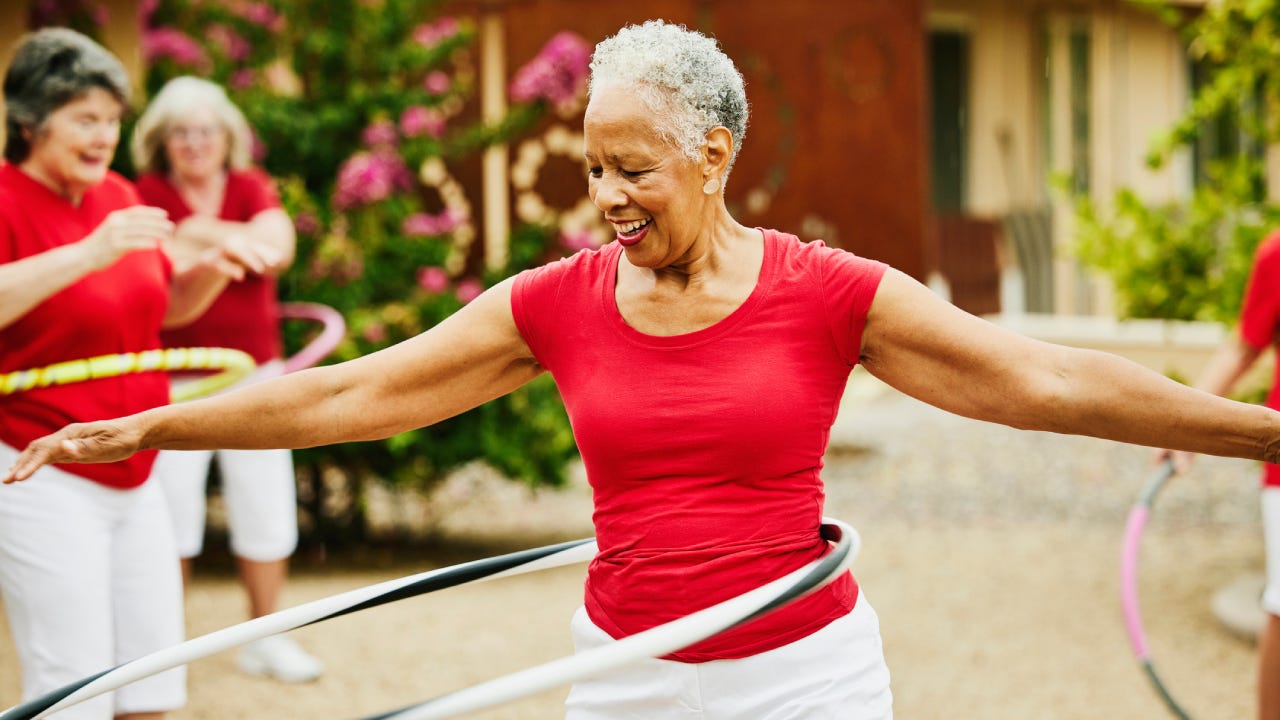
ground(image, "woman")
xmin=7 ymin=21 xmax=1280 ymax=719
xmin=129 ymin=76 xmax=321 ymax=685
xmin=0 ymin=28 xmax=270 ymax=720
xmin=1162 ymin=231 xmax=1280 ymax=720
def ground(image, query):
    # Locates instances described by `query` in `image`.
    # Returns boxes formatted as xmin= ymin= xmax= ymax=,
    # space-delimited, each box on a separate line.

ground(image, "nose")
xmin=591 ymin=173 xmax=628 ymax=212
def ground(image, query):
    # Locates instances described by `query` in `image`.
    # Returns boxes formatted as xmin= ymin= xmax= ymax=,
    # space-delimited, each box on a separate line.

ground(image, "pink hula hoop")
xmin=280 ymin=302 xmax=346 ymax=375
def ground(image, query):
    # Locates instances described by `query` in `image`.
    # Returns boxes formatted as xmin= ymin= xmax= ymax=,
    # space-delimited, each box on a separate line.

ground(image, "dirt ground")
xmin=0 ymin=380 xmax=1266 ymax=719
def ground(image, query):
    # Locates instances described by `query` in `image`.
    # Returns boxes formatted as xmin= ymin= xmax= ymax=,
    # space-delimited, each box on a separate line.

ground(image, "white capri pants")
xmin=152 ymin=360 xmax=298 ymax=561
xmin=0 ymin=444 xmax=186 ymax=719
xmin=565 ymin=593 xmax=894 ymax=719
xmin=1262 ymin=486 xmax=1280 ymax=616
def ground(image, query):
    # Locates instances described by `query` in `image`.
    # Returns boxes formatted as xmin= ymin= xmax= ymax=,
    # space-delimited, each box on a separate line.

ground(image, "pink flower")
xmin=423 ymin=71 xmax=450 ymax=95
xmin=140 ymin=0 xmax=159 ymax=25
xmin=413 ymin=17 xmax=460 ymax=48
xmin=91 ymin=3 xmax=109 ymax=26
xmin=230 ymin=68 xmax=256 ymax=90
xmin=206 ymin=23 xmax=252 ymax=62
xmin=293 ymin=212 xmax=321 ymax=235
xmin=560 ymin=229 xmax=601 ymax=251
xmin=399 ymin=105 xmax=445 ymax=139
xmin=509 ymin=32 xmax=591 ymax=110
xmin=361 ymin=120 xmax=399 ymax=149
xmin=143 ymin=28 xmax=211 ymax=71
xmin=233 ymin=1 xmax=283 ymax=32
xmin=361 ymin=322 xmax=387 ymax=343
xmin=417 ymin=266 xmax=450 ymax=294
xmin=455 ymin=278 xmax=483 ymax=304
xmin=332 ymin=151 xmax=414 ymax=210
xmin=402 ymin=213 xmax=439 ymax=237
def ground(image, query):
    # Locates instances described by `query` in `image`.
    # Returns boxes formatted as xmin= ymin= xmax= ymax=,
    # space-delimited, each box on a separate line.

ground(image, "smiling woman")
xmin=7 ymin=19 xmax=1280 ymax=720
xmin=0 ymin=27 xmax=272 ymax=720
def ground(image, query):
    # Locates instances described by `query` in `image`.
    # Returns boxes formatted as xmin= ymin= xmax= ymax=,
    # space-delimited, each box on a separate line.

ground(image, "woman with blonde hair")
xmin=130 ymin=76 xmax=320 ymax=684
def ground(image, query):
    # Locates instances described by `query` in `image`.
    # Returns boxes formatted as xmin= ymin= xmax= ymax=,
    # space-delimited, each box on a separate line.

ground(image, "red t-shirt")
xmin=512 ymin=229 xmax=887 ymax=661
xmin=138 ymin=168 xmax=283 ymax=363
xmin=1239 ymin=231 xmax=1280 ymax=486
xmin=0 ymin=164 xmax=170 ymax=488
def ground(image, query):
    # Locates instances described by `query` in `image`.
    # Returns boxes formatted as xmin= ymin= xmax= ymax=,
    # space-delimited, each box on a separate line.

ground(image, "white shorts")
xmin=0 ymin=445 xmax=186 ymax=719
xmin=565 ymin=594 xmax=894 ymax=719
xmin=152 ymin=360 xmax=298 ymax=562
xmin=1262 ymin=487 xmax=1280 ymax=616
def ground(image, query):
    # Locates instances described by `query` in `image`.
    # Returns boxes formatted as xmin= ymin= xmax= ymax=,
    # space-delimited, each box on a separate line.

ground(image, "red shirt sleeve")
xmin=1240 ymin=233 xmax=1280 ymax=350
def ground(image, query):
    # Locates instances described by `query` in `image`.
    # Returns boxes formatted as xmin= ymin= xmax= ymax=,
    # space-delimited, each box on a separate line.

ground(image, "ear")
xmin=702 ymin=126 xmax=734 ymax=179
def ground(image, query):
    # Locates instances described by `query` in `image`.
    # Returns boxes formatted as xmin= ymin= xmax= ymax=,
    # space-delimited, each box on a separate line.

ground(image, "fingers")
xmin=220 ymin=234 xmax=280 ymax=275
xmin=86 ymin=206 xmax=175 ymax=269
xmin=2 ymin=437 xmax=65 ymax=484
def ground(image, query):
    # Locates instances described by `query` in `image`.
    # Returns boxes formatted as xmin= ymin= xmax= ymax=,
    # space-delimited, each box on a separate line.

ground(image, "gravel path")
xmin=0 ymin=373 xmax=1264 ymax=718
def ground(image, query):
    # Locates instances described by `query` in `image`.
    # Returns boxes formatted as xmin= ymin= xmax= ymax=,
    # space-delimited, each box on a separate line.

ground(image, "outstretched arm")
xmin=3 ymin=277 xmax=542 ymax=482
xmin=859 ymin=269 xmax=1280 ymax=463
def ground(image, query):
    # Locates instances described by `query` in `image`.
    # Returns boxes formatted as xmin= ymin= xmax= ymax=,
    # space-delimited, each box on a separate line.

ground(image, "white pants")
xmin=0 ymin=446 xmax=186 ymax=719
xmin=1263 ymin=487 xmax=1280 ymax=616
xmin=152 ymin=360 xmax=298 ymax=562
xmin=565 ymin=595 xmax=893 ymax=719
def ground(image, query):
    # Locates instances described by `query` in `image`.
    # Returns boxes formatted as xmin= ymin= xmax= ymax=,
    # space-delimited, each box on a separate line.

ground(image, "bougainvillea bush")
xmin=127 ymin=0 xmax=594 ymax=536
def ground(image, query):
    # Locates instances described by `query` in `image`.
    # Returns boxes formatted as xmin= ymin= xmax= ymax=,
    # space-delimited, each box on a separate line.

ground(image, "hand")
xmin=82 ymin=206 xmax=174 ymax=271
xmin=1 ymin=420 xmax=142 ymax=484
xmin=186 ymin=233 xmax=280 ymax=281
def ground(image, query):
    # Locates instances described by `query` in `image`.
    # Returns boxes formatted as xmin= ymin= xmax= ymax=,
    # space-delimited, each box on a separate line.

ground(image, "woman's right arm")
xmin=0 ymin=206 xmax=174 ymax=330
xmin=3 ymin=276 xmax=543 ymax=482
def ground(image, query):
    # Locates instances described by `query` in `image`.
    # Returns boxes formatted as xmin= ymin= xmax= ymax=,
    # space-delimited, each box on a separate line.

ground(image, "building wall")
xmin=927 ymin=0 xmax=1195 ymax=316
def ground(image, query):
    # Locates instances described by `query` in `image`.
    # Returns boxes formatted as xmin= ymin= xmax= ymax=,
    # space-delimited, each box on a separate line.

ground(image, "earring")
xmin=702 ymin=177 xmax=721 ymax=195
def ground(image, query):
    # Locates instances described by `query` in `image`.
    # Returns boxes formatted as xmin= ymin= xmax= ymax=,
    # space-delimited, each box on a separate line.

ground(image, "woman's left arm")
xmin=858 ymin=268 xmax=1280 ymax=464
xmin=163 ymin=237 xmax=273 ymax=328
xmin=168 ymin=208 xmax=295 ymax=276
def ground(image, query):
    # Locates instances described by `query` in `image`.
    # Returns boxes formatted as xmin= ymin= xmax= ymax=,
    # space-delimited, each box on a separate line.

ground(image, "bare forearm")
xmin=163 ymin=266 xmax=231 ymax=327
xmin=1026 ymin=346 xmax=1280 ymax=463
xmin=0 ymin=244 xmax=97 ymax=329
xmin=135 ymin=365 xmax=384 ymax=451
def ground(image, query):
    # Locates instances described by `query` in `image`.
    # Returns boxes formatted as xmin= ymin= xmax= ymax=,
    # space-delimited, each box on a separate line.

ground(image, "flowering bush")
xmin=138 ymin=0 xmax=591 ymax=526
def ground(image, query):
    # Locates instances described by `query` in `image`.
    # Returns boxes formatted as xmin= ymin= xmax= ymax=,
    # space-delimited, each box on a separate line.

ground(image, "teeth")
xmin=614 ymin=219 xmax=649 ymax=234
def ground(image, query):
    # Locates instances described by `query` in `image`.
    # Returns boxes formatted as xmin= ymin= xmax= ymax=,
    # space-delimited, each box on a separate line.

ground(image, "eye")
xmin=587 ymin=166 xmax=603 ymax=178
xmin=621 ymin=169 xmax=648 ymax=179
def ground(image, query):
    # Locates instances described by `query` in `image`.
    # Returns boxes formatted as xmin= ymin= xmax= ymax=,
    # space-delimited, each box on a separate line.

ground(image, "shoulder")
xmin=1257 ymin=231 xmax=1280 ymax=266
xmin=518 ymin=243 xmax=616 ymax=285
xmin=227 ymin=167 xmax=281 ymax=209
xmin=762 ymin=227 xmax=888 ymax=279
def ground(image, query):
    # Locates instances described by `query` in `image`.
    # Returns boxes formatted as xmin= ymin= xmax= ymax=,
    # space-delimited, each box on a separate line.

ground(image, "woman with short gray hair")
xmin=0 ymin=27 xmax=272 ymax=720
xmin=10 ymin=20 xmax=1280 ymax=719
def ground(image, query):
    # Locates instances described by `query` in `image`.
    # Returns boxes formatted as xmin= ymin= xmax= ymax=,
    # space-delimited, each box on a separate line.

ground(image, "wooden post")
xmin=479 ymin=10 xmax=510 ymax=271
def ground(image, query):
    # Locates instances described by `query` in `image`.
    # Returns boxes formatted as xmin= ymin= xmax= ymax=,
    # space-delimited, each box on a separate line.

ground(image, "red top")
xmin=1239 ymin=231 xmax=1280 ymax=486
xmin=137 ymin=168 xmax=284 ymax=364
xmin=512 ymin=229 xmax=887 ymax=661
xmin=0 ymin=164 xmax=170 ymax=488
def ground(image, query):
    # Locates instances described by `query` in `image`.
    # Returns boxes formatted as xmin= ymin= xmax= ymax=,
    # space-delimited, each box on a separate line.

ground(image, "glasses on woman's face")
xmin=167 ymin=124 xmax=222 ymax=143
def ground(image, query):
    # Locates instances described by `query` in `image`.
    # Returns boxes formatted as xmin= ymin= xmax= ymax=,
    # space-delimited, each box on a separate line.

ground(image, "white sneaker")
xmin=237 ymin=635 xmax=324 ymax=683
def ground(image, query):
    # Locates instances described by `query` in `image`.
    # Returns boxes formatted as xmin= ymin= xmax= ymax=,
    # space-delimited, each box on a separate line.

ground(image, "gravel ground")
xmin=0 ymin=371 xmax=1265 ymax=718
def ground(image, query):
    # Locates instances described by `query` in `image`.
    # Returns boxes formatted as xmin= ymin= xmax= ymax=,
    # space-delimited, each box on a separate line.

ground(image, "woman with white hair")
xmin=130 ymin=77 xmax=320 ymax=684
xmin=8 ymin=20 xmax=1280 ymax=718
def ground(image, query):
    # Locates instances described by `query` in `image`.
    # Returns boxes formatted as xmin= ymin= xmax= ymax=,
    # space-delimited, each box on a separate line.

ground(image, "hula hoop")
xmin=1120 ymin=459 xmax=1193 ymax=720
xmin=359 ymin=519 xmax=858 ymax=720
xmin=0 ymin=519 xmax=857 ymax=720
xmin=279 ymin=302 xmax=346 ymax=375
xmin=0 ymin=347 xmax=256 ymax=403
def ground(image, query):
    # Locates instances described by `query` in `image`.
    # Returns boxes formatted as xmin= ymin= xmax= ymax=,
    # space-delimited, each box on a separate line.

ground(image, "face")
xmin=163 ymin=106 xmax=230 ymax=182
xmin=583 ymin=84 xmax=709 ymax=268
xmin=21 ymin=87 xmax=123 ymax=201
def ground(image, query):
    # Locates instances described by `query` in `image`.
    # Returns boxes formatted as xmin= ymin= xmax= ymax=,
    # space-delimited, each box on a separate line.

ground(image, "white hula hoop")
xmin=360 ymin=518 xmax=859 ymax=720
xmin=0 ymin=519 xmax=858 ymax=720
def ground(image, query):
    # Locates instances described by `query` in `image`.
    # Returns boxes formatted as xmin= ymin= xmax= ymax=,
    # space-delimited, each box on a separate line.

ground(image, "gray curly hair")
xmin=589 ymin=20 xmax=748 ymax=178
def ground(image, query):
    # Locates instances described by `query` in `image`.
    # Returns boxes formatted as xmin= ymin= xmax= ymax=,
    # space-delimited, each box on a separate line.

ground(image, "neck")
xmin=18 ymin=162 xmax=86 ymax=206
